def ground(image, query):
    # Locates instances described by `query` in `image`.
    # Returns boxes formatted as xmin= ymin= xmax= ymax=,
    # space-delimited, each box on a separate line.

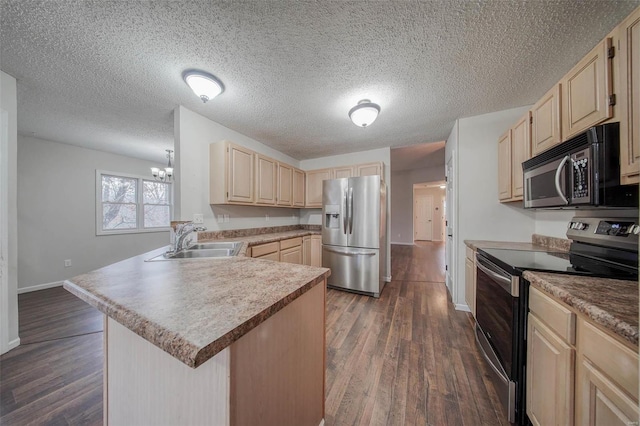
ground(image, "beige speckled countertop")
xmin=64 ymin=245 xmax=330 ymax=368
xmin=465 ymin=234 xmax=571 ymax=252
xmin=524 ymin=271 xmax=638 ymax=346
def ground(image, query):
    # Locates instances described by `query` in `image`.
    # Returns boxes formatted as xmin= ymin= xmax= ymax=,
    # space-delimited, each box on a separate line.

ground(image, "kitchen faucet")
xmin=172 ymin=222 xmax=207 ymax=252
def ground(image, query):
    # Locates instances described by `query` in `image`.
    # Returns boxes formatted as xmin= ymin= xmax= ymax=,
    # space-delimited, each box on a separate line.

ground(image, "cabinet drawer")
xmin=251 ymin=242 xmax=279 ymax=257
xmin=529 ymin=287 xmax=576 ymax=345
xmin=465 ymin=246 xmax=475 ymax=261
xmin=280 ymin=237 xmax=302 ymax=250
xmin=255 ymin=251 xmax=280 ymax=262
xmin=578 ymin=318 xmax=638 ymax=401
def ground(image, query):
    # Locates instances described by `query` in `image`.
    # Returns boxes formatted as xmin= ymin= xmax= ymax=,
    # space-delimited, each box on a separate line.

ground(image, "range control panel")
xmin=567 ymin=217 xmax=639 ymax=251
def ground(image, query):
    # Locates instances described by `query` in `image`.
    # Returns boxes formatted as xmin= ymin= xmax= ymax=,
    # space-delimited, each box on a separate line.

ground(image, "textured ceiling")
xmin=391 ymin=141 xmax=445 ymax=171
xmin=2 ymin=1 xmax=639 ymax=163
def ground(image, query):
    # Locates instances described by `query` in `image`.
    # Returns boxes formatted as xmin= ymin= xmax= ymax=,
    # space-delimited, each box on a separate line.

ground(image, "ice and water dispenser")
xmin=324 ymin=205 xmax=341 ymax=229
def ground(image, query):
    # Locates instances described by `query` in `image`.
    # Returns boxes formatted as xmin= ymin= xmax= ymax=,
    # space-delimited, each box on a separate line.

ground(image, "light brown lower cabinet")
xmin=303 ymin=236 xmax=311 ymax=266
xmin=576 ymin=318 xmax=639 ymax=426
xmin=527 ymin=314 xmax=574 ymax=426
xmin=252 ymin=237 xmax=305 ymax=265
xmin=464 ymin=247 xmax=476 ymax=317
xmin=527 ymin=287 xmax=639 ymax=426
xmin=310 ymin=235 xmax=322 ymax=267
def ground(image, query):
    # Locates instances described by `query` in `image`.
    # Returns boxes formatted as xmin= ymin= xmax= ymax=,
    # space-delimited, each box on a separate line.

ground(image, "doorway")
xmin=412 ymin=182 xmax=445 ymax=243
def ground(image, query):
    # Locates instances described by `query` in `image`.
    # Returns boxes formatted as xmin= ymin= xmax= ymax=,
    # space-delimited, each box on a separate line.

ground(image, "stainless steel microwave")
xmin=522 ymin=123 xmax=638 ymax=209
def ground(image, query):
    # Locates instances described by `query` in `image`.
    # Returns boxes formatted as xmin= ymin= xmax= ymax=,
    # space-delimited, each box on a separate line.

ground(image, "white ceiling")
xmin=2 ymin=1 xmax=638 ymax=163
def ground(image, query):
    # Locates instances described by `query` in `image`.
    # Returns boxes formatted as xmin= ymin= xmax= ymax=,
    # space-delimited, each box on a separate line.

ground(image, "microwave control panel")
xmin=572 ymin=156 xmax=589 ymax=199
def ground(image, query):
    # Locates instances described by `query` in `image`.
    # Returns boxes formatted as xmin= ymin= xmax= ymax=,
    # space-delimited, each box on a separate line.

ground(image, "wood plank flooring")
xmin=324 ymin=242 xmax=507 ymax=426
xmin=1 ymin=241 xmax=507 ymax=425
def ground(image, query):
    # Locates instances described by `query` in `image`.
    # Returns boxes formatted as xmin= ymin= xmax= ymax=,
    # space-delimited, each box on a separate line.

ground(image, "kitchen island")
xmin=64 ymin=246 xmax=330 ymax=426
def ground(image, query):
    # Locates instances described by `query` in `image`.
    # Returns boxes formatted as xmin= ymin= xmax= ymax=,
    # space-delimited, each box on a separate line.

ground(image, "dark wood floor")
xmin=1 ymin=241 xmax=506 ymax=425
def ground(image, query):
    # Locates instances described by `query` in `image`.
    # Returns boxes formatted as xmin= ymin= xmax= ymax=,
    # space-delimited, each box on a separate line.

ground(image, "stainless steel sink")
xmin=146 ymin=241 xmax=243 ymax=261
xmin=186 ymin=242 xmax=243 ymax=251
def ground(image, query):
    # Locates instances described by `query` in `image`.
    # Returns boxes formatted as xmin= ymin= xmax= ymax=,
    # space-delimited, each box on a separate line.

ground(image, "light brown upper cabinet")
xmin=356 ymin=162 xmax=384 ymax=177
xmin=277 ymin=163 xmax=293 ymax=206
xmin=293 ymin=168 xmax=305 ymax=207
xmin=511 ymin=112 xmax=532 ymax=199
xmin=210 ymin=141 xmax=255 ymax=205
xmin=531 ymin=85 xmax=562 ymax=156
xmin=498 ymin=130 xmax=513 ymax=201
xmin=561 ymin=38 xmax=614 ymax=140
xmin=255 ymin=154 xmax=277 ymax=205
xmin=305 ymin=168 xmax=332 ymax=208
xmin=333 ymin=166 xmax=355 ymax=178
xmin=618 ymin=6 xmax=640 ymax=184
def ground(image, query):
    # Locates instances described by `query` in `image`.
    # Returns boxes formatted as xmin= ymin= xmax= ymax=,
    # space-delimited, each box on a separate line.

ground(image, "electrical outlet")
xmin=265 ymin=214 xmax=270 ymax=222
xmin=224 ymin=214 xmax=229 ymax=223
xmin=64 ymin=259 xmax=72 ymax=267
xmin=193 ymin=213 xmax=204 ymax=224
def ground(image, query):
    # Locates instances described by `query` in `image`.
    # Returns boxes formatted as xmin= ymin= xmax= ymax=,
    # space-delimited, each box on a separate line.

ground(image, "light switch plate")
xmin=224 ymin=214 xmax=229 ymax=223
xmin=217 ymin=215 xmax=223 ymax=223
xmin=193 ymin=213 xmax=204 ymax=224
xmin=64 ymin=259 xmax=72 ymax=267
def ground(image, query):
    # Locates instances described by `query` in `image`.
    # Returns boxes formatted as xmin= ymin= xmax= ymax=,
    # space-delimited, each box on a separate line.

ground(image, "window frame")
xmin=96 ymin=170 xmax=173 ymax=236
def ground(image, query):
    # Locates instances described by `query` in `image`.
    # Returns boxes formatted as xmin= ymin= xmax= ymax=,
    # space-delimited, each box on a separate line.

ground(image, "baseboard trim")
xmin=390 ymin=241 xmax=414 ymax=246
xmin=455 ymin=303 xmax=471 ymax=313
xmin=8 ymin=337 xmax=20 ymax=350
xmin=18 ymin=281 xmax=63 ymax=294
xmin=318 ymin=419 xmax=325 ymax=426
xmin=383 ymin=275 xmax=392 ymax=282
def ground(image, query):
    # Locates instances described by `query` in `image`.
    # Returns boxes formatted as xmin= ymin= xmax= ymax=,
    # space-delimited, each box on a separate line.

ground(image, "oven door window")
xmin=475 ymin=267 xmax=515 ymax=377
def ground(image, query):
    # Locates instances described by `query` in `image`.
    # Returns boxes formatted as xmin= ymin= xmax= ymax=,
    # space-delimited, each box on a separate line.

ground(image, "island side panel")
xmin=105 ymin=318 xmax=231 ymax=425
xmin=230 ymin=279 xmax=326 ymax=426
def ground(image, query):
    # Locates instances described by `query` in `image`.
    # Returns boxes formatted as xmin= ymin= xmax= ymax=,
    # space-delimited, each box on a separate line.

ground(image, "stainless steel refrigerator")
xmin=322 ymin=175 xmax=387 ymax=298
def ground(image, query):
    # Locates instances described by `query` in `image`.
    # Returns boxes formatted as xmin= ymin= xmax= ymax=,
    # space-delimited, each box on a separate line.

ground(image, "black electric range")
xmin=473 ymin=216 xmax=638 ymax=425
xmin=478 ymin=246 xmax=638 ymax=281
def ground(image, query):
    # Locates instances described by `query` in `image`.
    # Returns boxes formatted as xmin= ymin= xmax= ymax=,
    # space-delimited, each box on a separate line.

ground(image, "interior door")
xmin=445 ymin=156 xmax=454 ymax=295
xmin=414 ymin=194 xmax=433 ymax=241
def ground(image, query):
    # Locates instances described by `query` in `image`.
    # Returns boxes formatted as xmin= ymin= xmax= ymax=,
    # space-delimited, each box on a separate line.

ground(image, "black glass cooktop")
xmin=478 ymin=248 xmax=638 ymax=281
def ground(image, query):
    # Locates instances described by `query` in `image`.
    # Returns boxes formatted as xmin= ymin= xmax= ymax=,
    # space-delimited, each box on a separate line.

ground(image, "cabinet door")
xmin=619 ymin=7 xmax=640 ymax=184
xmin=280 ymin=246 xmax=302 ymax=264
xmin=228 ymin=144 xmax=254 ymax=203
xmin=255 ymin=154 xmax=277 ymax=205
xmin=305 ymin=169 xmax=332 ymax=208
xmin=531 ymin=85 xmax=562 ymax=155
xmin=277 ymin=163 xmax=293 ymax=206
xmin=576 ymin=358 xmax=639 ymax=426
xmin=464 ymin=257 xmax=476 ymax=317
xmin=310 ymin=235 xmax=322 ymax=267
xmin=333 ymin=166 xmax=354 ymax=179
xmin=527 ymin=314 xmax=575 ymax=426
xmin=356 ymin=162 xmax=383 ymax=177
xmin=498 ymin=130 xmax=512 ymax=201
xmin=561 ymin=38 xmax=613 ymax=139
xmin=303 ymin=236 xmax=311 ymax=266
xmin=511 ymin=112 xmax=531 ymax=199
xmin=293 ymin=168 xmax=305 ymax=207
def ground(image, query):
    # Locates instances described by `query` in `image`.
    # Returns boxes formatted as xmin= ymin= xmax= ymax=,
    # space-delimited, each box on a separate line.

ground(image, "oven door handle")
xmin=554 ymin=155 xmax=570 ymax=205
xmin=476 ymin=260 xmax=512 ymax=293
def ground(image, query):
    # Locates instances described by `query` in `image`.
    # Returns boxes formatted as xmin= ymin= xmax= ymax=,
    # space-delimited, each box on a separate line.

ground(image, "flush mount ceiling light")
xmin=182 ymin=70 xmax=224 ymax=103
xmin=349 ymin=99 xmax=381 ymax=127
xmin=151 ymin=149 xmax=174 ymax=182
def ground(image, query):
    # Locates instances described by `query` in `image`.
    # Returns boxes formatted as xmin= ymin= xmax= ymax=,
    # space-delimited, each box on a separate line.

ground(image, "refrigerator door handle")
xmin=348 ymin=187 xmax=354 ymax=234
xmin=343 ymin=189 xmax=348 ymax=235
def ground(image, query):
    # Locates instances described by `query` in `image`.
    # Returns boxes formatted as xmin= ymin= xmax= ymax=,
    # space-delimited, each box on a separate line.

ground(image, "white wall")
xmin=1 ymin=71 xmax=19 ymax=353
xmin=175 ymin=106 xmax=300 ymax=230
xmin=534 ymin=210 xmax=575 ymax=238
xmin=448 ymin=106 xmax=537 ymax=309
xmin=17 ymin=136 xmax=169 ymax=290
xmin=390 ymin=166 xmax=445 ymax=244
xmin=299 ymin=147 xmax=392 ymax=280
xmin=414 ymin=187 xmax=446 ymax=242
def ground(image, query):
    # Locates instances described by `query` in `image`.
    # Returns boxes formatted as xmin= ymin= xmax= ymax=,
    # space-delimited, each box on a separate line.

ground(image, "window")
xmin=96 ymin=170 xmax=172 ymax=235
